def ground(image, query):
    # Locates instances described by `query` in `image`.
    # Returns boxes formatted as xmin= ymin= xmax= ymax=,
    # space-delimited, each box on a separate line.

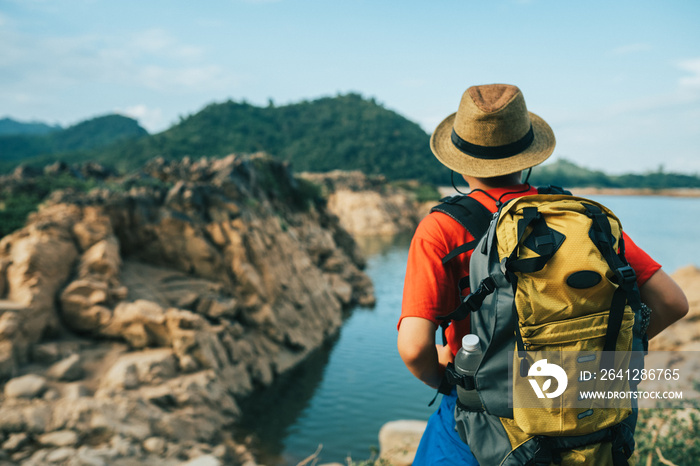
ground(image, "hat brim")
xmin=429 ymin=111 xmax=555 ymax=178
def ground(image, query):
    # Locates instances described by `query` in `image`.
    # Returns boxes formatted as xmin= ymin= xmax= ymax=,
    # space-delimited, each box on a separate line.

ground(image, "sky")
xmin=1 ymin=0 xmax=699 ymax=175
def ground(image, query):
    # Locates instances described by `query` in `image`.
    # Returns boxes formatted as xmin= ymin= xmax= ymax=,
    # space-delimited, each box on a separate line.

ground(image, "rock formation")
xmin=300 ymin=171 xmax=433 ymax=237
xmin=0 ymin=154 xmax=374 ymax=464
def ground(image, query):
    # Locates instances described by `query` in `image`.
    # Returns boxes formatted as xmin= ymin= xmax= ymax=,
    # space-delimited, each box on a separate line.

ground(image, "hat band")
xmin=451 ymin=125 xmax=534 ymax=159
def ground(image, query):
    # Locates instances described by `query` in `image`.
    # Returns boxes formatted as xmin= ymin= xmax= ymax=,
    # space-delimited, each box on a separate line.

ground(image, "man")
xmin=397 ymin=84 xmax=688 ymax=464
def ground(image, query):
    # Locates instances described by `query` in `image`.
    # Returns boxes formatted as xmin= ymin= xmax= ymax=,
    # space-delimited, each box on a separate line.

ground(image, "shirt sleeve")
xmin=398 ymin=214 xmax=464 ymax=330
xmin=622 ymin=231 xmax=661 ymax=286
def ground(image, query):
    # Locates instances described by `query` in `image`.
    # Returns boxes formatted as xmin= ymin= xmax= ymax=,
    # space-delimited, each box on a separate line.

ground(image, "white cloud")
xmin=128 ymin=28 xmax=204 ymax=60
xmin=117 ymin=104 xmax=165 ymax=133
xmin=0 ymin=26 xmax=238 ymax=95
xmin=576 ymin=59 xmax=700 ymax=120
xmin=678 ymin=58 xmax=700 ymax=90
xmin=136 ymin=63 xmax=234 ymax=92
xmin=546 ymin=57 xmax=700 ymax=175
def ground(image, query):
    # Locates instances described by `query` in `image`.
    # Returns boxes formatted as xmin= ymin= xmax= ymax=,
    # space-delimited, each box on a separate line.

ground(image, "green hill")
xmin=0 ymin=117 xmax=61 ymax=136
xmin=72 ymin=93 xmax=443 ymax=183
xmin=530 ymin=159 xmax=700 ymax=189
xmin=0 ymin=114 xmax=148 ymax=165
xmin=0 ymin=94 xmax=445 ymax=183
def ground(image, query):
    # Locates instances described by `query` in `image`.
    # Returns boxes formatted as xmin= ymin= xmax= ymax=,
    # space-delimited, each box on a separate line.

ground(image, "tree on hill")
xmin=530 ymin=159 xmax=700 ymax=189
xmin=529 ymin=159 xmax=614 ymax=187
xmin=0 ymin=117 xmax=61 ymax=136
xmin=80 ymin=93 xmax=445 ymax=183
xmin=0 ymin=114 xmax=148 ymax=165
xmin=51 ymin=114 xmax=148 ymax=152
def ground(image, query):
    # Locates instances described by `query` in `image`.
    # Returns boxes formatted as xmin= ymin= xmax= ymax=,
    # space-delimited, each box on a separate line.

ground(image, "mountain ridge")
xmin=0 ymin=114 xmax=148 ymax=165
xmin=0 ymin=94 xmax=442 ymax=182
xmin=0 ymin=117 xmax=62 ymax=136
xmin=2 ymin=95 xmax=699 ymax=189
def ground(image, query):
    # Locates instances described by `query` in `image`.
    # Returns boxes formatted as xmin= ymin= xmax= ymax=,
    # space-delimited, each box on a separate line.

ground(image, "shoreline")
xmin=570 ymin=187 xmax=700 ymax=198
xmin=439 ymin=186 xmax=700 ymax=198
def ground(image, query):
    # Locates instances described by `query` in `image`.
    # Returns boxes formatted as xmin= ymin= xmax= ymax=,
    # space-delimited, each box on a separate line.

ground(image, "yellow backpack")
xmin=434 ymin=189 xmax=648 ymax=465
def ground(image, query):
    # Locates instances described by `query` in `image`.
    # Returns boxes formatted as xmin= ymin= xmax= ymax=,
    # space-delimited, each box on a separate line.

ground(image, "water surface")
xmin=237 ymin=195 xmax=699 ymax=464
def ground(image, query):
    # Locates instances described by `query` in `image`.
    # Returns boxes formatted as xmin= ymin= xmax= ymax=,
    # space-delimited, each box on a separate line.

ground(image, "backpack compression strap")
xmin=584 ymin=203 xmax=643 ymax=368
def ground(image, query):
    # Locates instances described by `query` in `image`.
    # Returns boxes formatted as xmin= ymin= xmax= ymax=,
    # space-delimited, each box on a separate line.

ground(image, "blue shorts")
xmin=412 ymin=392 xmax=479 ymax=465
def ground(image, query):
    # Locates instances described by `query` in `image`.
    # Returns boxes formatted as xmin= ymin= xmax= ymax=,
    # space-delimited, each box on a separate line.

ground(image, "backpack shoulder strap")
xmin=430 ymin=195 xmax=492 ymax=265
xmin=537 ymin=185 xmax=573 ymax=196
xmin=429 ymin=195 xmax=493 ymax=353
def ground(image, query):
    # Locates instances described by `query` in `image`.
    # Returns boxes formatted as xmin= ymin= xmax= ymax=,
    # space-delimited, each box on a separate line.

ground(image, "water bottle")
xmin=455 ymin=334 xmax=483 ymax=410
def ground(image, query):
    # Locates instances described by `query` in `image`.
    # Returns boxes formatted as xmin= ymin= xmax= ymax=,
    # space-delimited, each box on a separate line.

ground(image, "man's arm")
xmin=640 ymin=268 xmax=689 ymax=338
xmin=397 ymin=317 xmax=454 ymax=389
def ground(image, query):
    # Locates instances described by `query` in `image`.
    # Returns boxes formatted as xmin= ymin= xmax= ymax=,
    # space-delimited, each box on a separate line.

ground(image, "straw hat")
xmin=430 ymin=84 xmax=555 ymax=178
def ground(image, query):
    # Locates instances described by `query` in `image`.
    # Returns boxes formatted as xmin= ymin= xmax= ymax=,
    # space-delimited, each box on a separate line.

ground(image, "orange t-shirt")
xmin=399 ymin=185 xmax=661 ymax=356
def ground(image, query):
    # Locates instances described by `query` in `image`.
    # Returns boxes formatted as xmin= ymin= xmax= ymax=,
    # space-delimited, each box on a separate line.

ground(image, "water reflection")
xmin=354 ymin=232 xmax=413 ymax=258
xmin=235 ymin=335 xmax=339 ymax=464
xmin=234 ymin=232 xmax=435 ymax=465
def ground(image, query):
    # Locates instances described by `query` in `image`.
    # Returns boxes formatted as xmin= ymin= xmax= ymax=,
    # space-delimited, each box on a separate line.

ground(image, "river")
xmin=236 ymin=195 xmax=700 ymax=465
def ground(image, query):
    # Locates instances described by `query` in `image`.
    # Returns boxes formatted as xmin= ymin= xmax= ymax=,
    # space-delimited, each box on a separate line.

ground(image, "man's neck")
xmin=463 ymin=173 xmax=523 ymax=191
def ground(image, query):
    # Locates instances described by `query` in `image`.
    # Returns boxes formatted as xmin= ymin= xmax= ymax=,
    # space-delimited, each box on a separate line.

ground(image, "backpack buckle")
xmin=479 ymin=276 xmax=496 ymax=294
xmin=614 ymin=265 xmax=636 ymax=285
xmin=437 ymin=277 xmax=498 ymax=322
xmin=465 ymin=276 xmax=496 ymax=311
xmin=461 ymin=292 xmax=484 ymax=313
xmin=444 ymin=363 xmax=476 ymax=390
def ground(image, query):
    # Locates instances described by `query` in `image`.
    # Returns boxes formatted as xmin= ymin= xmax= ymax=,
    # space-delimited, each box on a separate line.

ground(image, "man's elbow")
xmin=640 ymin=269 xmax=690 ymax=333
xmin=397 ymin=337 xmax=425 ymax=369
xmin=667 ymin=292 xmax=689 ymax=323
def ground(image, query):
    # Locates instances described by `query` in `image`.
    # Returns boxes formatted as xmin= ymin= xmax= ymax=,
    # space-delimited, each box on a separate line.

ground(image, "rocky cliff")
xmin=300 ymin=171 xmax=434 ymax=237
xmin=0 ymin=154 xmax=374 ymax=465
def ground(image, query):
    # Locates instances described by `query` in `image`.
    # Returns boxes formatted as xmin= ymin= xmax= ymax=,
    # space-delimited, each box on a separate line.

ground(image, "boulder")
xmin=45 ymin=446 xmax=77 ymax=463
xmin=378 ymin=420 xmax=427 ymax=466
xmin=62 ymin=382 xmax=90 ymax=400
xmin=46 ymin=353 xmax=83 ymax=381
xmin=2 ymin=432 xmax=29 ymax=452
xmin=71 ymin=206 xmax=114 ymax=251
xmin=99 ymin=348 xmax=177 ymax=391
xmin=37 ymin=430 xmax=79 ymax=448
xmin=0 ymin=340 xmax=16 ymax=380
xmin=4 ymin=374 xmax=48 ymax=399
xmin=142 ymin=436 xmax=166 ymax=455
xmin=184 ymin=455 xmax=222 ymax=466
xmin=102 ymin=300 xmax=170 ymax=349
